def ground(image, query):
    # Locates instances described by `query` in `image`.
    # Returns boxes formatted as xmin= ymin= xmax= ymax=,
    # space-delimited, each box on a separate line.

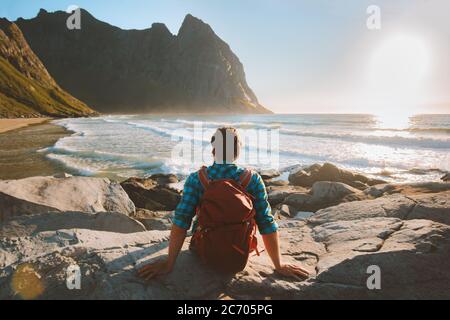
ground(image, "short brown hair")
xmin=211 ymin=127 xmax=241 ymax=162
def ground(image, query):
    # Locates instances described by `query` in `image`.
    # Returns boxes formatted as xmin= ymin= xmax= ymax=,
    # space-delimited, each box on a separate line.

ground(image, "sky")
xmin=1 ymin=0 xmax=449 ymax=114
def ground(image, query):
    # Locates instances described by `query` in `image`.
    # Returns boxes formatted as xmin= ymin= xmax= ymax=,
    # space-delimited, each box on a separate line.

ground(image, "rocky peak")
xmin=0 ymin=18 xmax=13 ymax=31
xmin=178 ymin=14 xmax=215 ymax=39
xmin=0 ymin=18 xmax=20 ymax=40
xmin=151 ymin=23 xmax=171 ymax=35
xmin=37 ymin=8 xmax=48 ymax=17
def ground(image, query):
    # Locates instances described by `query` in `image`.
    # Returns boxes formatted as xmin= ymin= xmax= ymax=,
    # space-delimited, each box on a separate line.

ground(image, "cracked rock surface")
xmin=0 ymin=177 xmax=449 ymax=299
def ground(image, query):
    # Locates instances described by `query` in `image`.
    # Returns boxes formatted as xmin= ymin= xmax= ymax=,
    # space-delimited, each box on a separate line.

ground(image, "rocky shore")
xmin=1 ymin=163 xmax=449 ymax=299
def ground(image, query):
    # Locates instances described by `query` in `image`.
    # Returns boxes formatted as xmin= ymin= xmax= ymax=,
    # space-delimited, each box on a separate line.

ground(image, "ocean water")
xmin=46 ymin=114 xmax=450 ymax=182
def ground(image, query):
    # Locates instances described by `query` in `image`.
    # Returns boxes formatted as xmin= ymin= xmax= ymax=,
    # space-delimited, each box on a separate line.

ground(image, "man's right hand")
xmin=137 ymin=259 xmax=173 ymax=281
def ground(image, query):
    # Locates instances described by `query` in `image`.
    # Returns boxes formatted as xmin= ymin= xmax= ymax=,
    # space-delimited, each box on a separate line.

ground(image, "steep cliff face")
xmin=0 ymin=18 xmax=96 ymax=118
xmin=16 ymin=9 xmax=270 ymax=114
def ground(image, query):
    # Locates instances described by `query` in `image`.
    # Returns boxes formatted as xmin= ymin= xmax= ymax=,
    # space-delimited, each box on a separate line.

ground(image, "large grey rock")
xmin=313 ymin=219 xmax=450 ymax=299
xmin=259 ymin=169 xmax=280 ymax=180
xmin=364 ymin=182 xmax=450 ymax=198
xmin=283 ymin=181 xmax=362 ymax=212
xmin=283 ymin=193 xmax=312 ymax=210
xmin=120 ymin=176 xmax=181 ymax=211
xmin=308 ymin=191 xmax=450 ymax=227
xmin=131 ymin=209 xmax=173 ymax=231
xmin=275 ymin=204 xmax=297 ymax=219
xmin=267 ymin=185 xmax=308 ymax=206
xmin=288 ymin=163 xmax=386 ymax=190
xmin=408 ymin=191 xmax=450 ymax=225
xmin=0 ymin=229 xmax=226 ymax=299
xmin=311 ymin=181 xmax=361 ymax=202
xmin=0 ymin=176 xmax=135 ymax=221
xmin=311 ymin=217 xmax=404 ymax=253
xmin=1 ymin=213 xmax=449 ymax=299
xmin=229 ymin=217 xmax=450 ymax=299
xmin=308 ymin=194 xmax=416 ymax=225
xmin=0 ymin=212 xmax=146 ymax=237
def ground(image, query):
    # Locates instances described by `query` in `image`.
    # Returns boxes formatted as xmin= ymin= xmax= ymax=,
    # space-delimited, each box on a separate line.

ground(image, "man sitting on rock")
xmin=138 ymin=127 xmax=309 ymax=280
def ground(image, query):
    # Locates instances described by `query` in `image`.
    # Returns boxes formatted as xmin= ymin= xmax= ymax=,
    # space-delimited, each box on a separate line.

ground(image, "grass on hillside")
xmin=0 ymin=57 xmax=96 ymax=118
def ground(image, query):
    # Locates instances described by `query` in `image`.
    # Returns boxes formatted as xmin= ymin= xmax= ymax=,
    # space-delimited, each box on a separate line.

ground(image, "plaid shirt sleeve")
xmin=246 ymin=172 xmax=278 ymax=235
xmin=173 ymin=172 xmax=201 ymax=230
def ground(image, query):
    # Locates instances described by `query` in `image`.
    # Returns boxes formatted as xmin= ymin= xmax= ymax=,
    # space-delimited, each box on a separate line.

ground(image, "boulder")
xmin=0 ymin=176 xmax=135 ymax=221
xmin=408 ymin=191 xmax=450 ymax=225
xmin=276 ymin=204 xmax=297 ymax=218
xmin=259 ymin=169 xmax=280 ymax=180
xmin=364 ymin=184 xmax=396 ymax=198
xmin=131 ymin=209 xmax=173 ymax=231
xmin=228 ymin=218 xmax=450 ymax=299
xmin=0 ymin=229 xmax=226 ymax=300
xmin=265 ymin=180 xmax=289 ymax=187
xmin=310 ymin=181 xmax=361 ymax=202
xmin=283 ymin=181 xmax=362 ymax=212
xmin=146 ymin=174 xmax=179 ymax=186
xmin=308 ymin=194 xmax=416 ymax=225
xmin=308 ymin=190 xmax=450 ymax=227
xmin=312 ymin=219 xmax=450 ymax=299
xmin=364 ymin=182 xmax=450 ymax=198
xmin=267 ymin=185 xmax=308 ymax=206
xmin=120 ymin=176 xmax=181 ymax=211
xmin=0 ymin=212 xmax=146 ymax=237
xmin=288 ymin=163 xmax=386 ymax=190
xmin=284 ymin=193 xmax=312 ymax=210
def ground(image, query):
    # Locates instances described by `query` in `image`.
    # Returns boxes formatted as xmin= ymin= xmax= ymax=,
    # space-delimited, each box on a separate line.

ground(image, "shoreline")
xmin=0 ymin=115 xmax=448 ymax=183
xmin=0 ymin=118 xmax=51 ymax=134
xmin=0 ymin=120 xmax=74 ymax=180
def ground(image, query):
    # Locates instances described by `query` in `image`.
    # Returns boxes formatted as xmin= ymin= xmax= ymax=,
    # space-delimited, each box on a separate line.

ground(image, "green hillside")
xmin=0 ymin=57 xmax=95 ymax=118
xmin=0 ymin=18 xmax=96 ymax=118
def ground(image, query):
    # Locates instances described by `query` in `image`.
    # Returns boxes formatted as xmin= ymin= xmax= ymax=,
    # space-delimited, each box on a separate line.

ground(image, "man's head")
xmin=211 ymin=127 xmax=242 ymax=164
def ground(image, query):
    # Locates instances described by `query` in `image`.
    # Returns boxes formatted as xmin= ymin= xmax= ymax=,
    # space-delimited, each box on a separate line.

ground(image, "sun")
xmin=366 ymin=33 xmax=432 ymax=117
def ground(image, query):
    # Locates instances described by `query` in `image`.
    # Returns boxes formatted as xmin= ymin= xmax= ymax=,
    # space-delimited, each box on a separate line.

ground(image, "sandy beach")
xmin=0 ymin=120 xmax=72 ymax=180
xmin=0 ymin=118 xmax=51 ymax=134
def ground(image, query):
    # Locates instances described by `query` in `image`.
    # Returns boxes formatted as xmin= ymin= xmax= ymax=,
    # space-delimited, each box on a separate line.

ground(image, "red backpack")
xmin=191 ymin=166 xmax=259 ymax=273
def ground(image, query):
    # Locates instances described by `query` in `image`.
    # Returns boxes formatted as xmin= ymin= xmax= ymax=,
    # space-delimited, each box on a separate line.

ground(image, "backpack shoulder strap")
xmin=239 ymin=169 xmax=253 ymax=189
xmin=198 ymin=166 xmax=210 ymax=189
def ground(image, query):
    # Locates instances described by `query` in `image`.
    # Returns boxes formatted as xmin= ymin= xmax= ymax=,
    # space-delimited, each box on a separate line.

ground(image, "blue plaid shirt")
xmin=173 ymin=163 xmax=278 ymax=235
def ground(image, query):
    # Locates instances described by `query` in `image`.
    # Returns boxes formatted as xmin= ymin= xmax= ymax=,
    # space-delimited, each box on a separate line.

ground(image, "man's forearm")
xmin=167 ymin=224 xmax=187 ymax=269
xmin=261 ymin=231 xmax=282 ymax=269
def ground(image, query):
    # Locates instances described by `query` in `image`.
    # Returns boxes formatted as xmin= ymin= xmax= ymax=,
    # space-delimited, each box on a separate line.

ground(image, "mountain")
xmin=15 ymin=9 xmax=271 ymax=114
xmin=0 ymin=18 xmax=96 ymax=118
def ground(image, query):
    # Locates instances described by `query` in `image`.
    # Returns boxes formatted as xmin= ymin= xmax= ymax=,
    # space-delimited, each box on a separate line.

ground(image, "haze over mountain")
xmin=0 ymin=18 xmax=96 ymax=118
xmin=15 ymin=9 xmax=270 ymax=114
